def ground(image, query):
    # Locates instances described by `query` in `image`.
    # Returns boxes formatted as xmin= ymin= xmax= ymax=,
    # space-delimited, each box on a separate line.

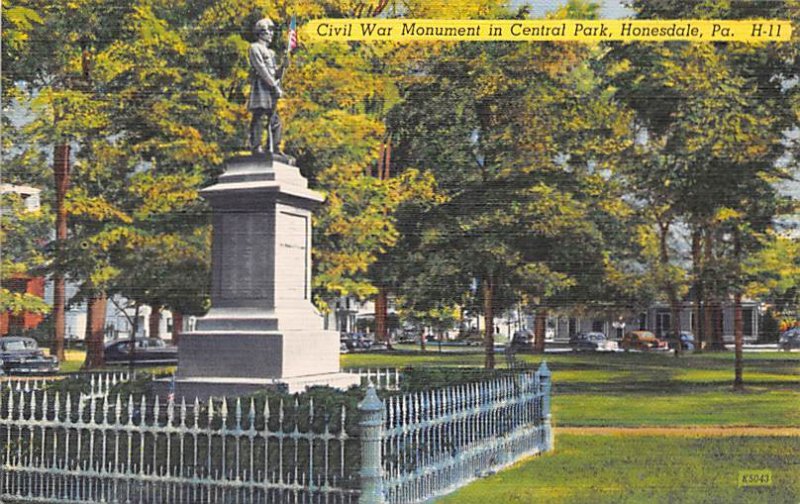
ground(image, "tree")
xmin=611 ymin=0 xmax=799 ymax=386
xmin=0 ymin=193 xmax=52 ymax=320
xmin=11 ymin=0 xmax=450 ymax=368
xmin=745 ymin=234 xmax=800 ymax=321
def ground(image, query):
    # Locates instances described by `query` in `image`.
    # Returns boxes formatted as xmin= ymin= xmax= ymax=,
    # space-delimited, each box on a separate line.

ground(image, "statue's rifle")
xmin=269 ymin=18 xmax=294 ymax=154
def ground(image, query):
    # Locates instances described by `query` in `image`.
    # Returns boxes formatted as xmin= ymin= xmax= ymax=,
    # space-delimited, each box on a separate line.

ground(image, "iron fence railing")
xmin=359 ymin=363 xmax=552 ymax=503
xmin=1 ymin=365 xmax=553 ymax=504
xmin=1 ymin=389 xmax=358 ymax=504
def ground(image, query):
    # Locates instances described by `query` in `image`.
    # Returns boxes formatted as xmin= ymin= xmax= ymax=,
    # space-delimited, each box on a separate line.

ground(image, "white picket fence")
xmin=2 ymin=371 xmax=132 ymax=397
xmin=0 ymin=365 xmax=553 ymax=504
xmin=345 ymin=368 xmax=402 ymax=390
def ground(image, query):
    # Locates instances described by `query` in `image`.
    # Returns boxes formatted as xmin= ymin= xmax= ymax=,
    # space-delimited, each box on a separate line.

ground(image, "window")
xmin=592 ymin=320 xmax=604 ymax=333
xmin=743 ymin=309 xmax=754 ymax=337
xmin=656 ymin=312 xmax=670 ymax=339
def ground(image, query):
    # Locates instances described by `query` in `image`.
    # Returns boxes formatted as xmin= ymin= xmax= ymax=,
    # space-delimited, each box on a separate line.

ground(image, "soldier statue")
xmin=248 ymin=17 xmax=286 ymax=155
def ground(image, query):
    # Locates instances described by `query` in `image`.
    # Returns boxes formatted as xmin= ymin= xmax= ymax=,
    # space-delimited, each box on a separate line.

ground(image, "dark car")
xmin=510 ymin=329 xmax=534 ymax=350
xmin=0 ymin=336 xmax=59 ymax=375
xmin=341 ymin=333 xmax=373 ymax=351
xmin=668 ymin=331 xmax=696 ymax=351
xmin=104 ymin=338 xmax=177 ymax=365
xmin=779 ymin=329 xmax=800 ymax=351
xmin=621 ymin=330 xmax=668 ymax=351
xmin=569 ymin=332 xmax=619 ymax=352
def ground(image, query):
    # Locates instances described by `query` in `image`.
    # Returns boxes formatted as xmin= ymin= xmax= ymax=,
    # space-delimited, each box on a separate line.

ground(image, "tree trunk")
xmin=51 ymin=144 xmax=70 ymax=362
xmin=172 ymin=311 xmax=183 ymax=346
xmin=733 ymin=292 xmax=744 ymax=390
xmin=710 ymin=300 xmax=725 ymax=351
xmin=149 ymin=306 xmax=161 ymax=339
xmin=733 ymin=230 xmax=744 ymax=390
xmin=129 ymin=303 xmax=140 ymax=377
xmin=534 ymin=308 xmax=548 ymax=354
xmin=82 ymin=292 xmax=107 ymax=369
xmin=658 ymin=221 xmax=681 ymax=356
xmin=483 ymin=276 xmax=495 ymax=370
xmin=375 ymin=287 xmax=388 ymax=345
xmin=670 ymin=295 xmax=682 ymax=357
xmin=692 ymin=228 xmax=704 ymax=352
xmin=704 ymin=229 xmax=726 ymax=351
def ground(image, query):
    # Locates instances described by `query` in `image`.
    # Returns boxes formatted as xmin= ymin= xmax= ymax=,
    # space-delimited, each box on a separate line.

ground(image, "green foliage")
xmin=0 ymin=193 xmax=52 ymax=315
xmin=745 ymin=234 xmax=800 ymax=315
xmin=399 ymin=366 xmax=520 ymax=391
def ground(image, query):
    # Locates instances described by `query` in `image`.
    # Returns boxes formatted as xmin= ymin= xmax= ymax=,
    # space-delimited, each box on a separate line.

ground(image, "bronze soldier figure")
xmin=248 ymin=17 xmax=285 ymax=155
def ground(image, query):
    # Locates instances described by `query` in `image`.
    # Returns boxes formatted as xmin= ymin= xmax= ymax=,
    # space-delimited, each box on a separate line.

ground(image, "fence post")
xmin=358 ymin=384 xmax=384 ymax=504
xmin=538 ymin=361 xmax=554 ymax=451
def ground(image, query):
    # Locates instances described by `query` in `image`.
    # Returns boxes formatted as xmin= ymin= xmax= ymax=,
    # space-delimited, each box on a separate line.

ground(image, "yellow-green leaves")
xmin=127 ymin=172 xmax=202 ymax=219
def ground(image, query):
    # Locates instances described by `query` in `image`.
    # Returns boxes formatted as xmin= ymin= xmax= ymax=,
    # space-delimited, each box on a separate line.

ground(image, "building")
xmin=552 ymin=300 xmax=762 ymax=343
xmin=1 ymin=185 xmax=46 ymax=336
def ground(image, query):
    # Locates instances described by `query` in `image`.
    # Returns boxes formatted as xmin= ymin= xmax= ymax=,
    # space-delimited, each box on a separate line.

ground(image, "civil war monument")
xmin=170 ymin=17 xmax=359 ymax=398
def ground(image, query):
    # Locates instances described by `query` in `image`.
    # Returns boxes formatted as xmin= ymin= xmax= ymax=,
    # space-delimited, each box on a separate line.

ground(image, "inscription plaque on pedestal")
xmin=220 ymin=213 xmax=271 ymax=300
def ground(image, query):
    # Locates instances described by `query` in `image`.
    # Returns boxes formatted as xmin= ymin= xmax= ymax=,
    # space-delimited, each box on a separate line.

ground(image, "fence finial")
xmin=538 ymin=360 xmax=551 ymax=377
xmin=537 ymin=360 xmax=553 ymax=450
xmin=358 ymin=384 xmax=384 ymax=504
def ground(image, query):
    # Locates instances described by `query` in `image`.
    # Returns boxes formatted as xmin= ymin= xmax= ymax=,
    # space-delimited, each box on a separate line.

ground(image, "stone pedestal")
xmin=170 ymin=154 xmax=358 ymax=398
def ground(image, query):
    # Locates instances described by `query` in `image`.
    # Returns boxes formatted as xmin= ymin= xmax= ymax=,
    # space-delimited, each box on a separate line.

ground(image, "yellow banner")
xmin=306 ymin=19 xmax=792 ymax=43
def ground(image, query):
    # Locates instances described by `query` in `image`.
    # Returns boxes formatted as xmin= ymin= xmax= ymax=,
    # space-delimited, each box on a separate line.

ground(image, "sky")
xmin=521 ymin=0 xmax=634 ymax=18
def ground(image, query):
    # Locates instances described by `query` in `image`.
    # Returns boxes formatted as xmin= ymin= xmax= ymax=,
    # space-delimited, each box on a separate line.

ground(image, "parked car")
xmin=396 ymin=331 xmax=416 ymax=344
xmin=339 ymin=342 xmax=350 ymax=354
xmin=668 ymin=331 xmax=696 ymax=351
xmin=0 ymin=336 xmax=59 ymax=374
xmin=569 ymin=332 xmax=619 ymax=352
xmin=620 ymin=330 xmax=668 ymax=351
xmin=509 ymin=329 xmax=534 ymax=351
xmin=460 ymin=329 xmax=484 ymax=346
xmin=779 ymin=329 xmax=800 ymax=351
xmin=104 ymin=338 xmax=177 ymax=365
xmin=341 ymin=333 xmax=373 ymax=351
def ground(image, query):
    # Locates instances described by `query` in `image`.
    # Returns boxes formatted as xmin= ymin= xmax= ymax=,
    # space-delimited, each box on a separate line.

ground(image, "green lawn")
xmin=344 ymin=349 xmax=800 ymax=432
xmin=439 ymin=434 xmax=800 ymax=503
xmin=344 ymin=350 xmax=800 ymax=426
xmin=59 ymin=349 xmax=87 ymax=373
xmin=554 ymin=389 xmax=800 ymax=427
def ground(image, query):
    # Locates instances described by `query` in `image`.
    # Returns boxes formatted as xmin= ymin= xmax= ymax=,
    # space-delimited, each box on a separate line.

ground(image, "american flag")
xmin=288 ymin=15 xmax=298 ymax=52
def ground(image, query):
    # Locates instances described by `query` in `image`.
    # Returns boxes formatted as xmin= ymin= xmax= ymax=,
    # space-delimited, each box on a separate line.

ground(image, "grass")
xmin=439 ymin=434 xmax=800 ymax=503
xmin=553 ymin=389 xmax=800 ymax=427
xmin=50 ymin=349 xmax=175 ymax=376
xmin=59 ymin=349 xmax=86 ymax=373
xmin=343 ymin=349 xmax=799 ymax=427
